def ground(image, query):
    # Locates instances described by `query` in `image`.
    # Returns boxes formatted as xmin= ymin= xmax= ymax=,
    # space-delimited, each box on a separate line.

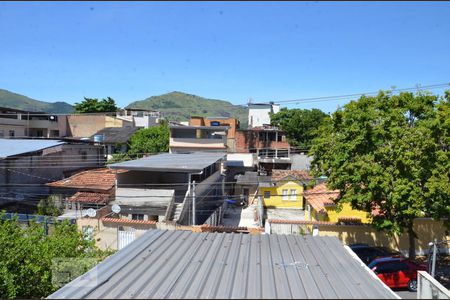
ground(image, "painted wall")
xmin=305 ymin=202 xmax=372 ymax=224
xmin=259 ymin=180 xmax=304 ymax=209
xmin=317 ymin=219 xmax=449 ymax=256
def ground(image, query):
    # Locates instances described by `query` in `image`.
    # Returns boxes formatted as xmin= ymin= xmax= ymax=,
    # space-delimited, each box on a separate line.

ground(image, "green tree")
xmin=74 ymin=97 xmax=118 ymax=113
xmin=310 ymin=91 xmax=450 ymax=259
xmin=37 ymin=196 xmax=63 ymax=217
xmin=0 ymin=214 xmax=113 ymax=298
xmin=127 ymin=122 xmax=169 ymax=157
xmin=270 ymin=108 xmax=329 ymax=149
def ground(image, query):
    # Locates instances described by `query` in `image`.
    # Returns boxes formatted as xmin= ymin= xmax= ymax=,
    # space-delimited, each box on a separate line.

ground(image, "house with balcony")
xmin=107 ymin=152 xmax=226 ymax=225
xmin=169 ymin=124 xmax=229 ymax=153
xmin=0 ymin=106 xmax=68 ymax=138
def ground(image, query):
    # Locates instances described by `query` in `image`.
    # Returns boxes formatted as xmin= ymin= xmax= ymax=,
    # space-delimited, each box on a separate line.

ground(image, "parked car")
xmin=349 ymin=244 xmax=403 ymax=265
xmin=369 ymin=257 xmax=427 ymax=292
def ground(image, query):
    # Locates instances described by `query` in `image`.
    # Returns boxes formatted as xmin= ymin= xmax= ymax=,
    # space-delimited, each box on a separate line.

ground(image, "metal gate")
xmin=117 ymin=229 xmax=136 ymax=250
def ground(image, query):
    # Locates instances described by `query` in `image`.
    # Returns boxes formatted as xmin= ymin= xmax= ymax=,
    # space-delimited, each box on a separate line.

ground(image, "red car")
xmin=369 ymin=257 xmax=427 ymax=292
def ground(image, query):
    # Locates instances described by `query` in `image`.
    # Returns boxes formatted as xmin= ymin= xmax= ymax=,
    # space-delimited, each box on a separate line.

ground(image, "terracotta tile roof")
xmin=268 ymin=219 xmax=336 ymax=226
xmin=337 ymin=216 xmax=362 ymax=223
xmin=69 ymin=192 xmax=111 ymax=204
xmin=304 ymin=182 xmax=340 ymax=215
xmin=101 ymin=217 xmax=157 ymax=225
xmin=271 ymin=169 xmax=312 ymax=182
xmin=47 ymin=168 xmax=126 ymax=191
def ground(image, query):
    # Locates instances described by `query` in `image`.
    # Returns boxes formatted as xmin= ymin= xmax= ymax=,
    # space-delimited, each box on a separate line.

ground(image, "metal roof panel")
xmin=49 ymin=230 xmax=398 ymax=299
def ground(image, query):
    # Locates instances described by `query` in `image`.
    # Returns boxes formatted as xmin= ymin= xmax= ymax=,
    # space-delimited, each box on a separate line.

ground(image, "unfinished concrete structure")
xmin=108 ymin=152 xmax=226 ymax=225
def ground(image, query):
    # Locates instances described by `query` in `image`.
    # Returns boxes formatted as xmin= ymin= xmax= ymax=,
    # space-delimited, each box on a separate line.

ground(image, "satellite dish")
xmin=111 ymin=204 xmax=121 ymax=214
xmin=86 ymin=208 xmax=97 ymax=218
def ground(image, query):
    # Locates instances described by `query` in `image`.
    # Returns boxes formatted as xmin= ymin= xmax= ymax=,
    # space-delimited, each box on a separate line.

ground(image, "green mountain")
xmin=127 ymin=91 xmax=248 ymax=127
xmin=0 ymin=89 xmax=74 ymax=113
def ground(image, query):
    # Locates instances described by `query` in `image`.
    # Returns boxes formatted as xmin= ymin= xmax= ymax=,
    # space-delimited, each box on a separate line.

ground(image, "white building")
xmin=248 ymin=102 xmax=280 ymax=128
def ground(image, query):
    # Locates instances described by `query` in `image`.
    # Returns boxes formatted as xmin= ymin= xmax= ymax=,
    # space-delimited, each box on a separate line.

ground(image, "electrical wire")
xmin=0 ymin=82 xmax=448 ymax=116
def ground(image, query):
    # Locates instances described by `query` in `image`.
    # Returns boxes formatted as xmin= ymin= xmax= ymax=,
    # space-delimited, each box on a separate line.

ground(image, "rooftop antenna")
xmin=248 ymin=97 xmax=253 ymax=105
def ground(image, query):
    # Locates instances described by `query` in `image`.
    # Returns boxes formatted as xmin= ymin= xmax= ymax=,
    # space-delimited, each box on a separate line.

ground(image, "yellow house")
xmin=258 ymin=170 xmax=311 ymax=209
xmin=304 ymin=182 xmax=372 ymax=223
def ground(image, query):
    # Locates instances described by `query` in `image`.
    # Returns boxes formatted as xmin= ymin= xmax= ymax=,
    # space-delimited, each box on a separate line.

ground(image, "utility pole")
xmin=192 ymin=180 xmax=196 ymax=226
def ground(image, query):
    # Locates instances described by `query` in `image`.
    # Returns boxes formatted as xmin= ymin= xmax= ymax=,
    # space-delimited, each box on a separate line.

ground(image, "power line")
xmin=0 ymin=82 xmax=448 ymax=116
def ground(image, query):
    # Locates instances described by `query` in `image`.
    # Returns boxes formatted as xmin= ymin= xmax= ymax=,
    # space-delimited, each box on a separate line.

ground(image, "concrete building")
xmin=90 ymin=127 xmax=139 ymax=159
xmin=117 ymin=108 xmax=162 ymax=128
xmin=169 ymin=124 xmax=229 ymax=153
xmin=235 ymin=125 xmax=292 ymax=174
xmin=189 ymin=116 xmax=239 ymax=152
xmin=0 ymin=139 xmax=105 ymax=207
xmin=248 ymin=102 xmax=280 ymax=128
xmin=108 ymin=152 xmax=226 ymax=225
xmin=49 ymin=230 xmax=398 ymax=299
xmin=66 ymin=114 xmax=133 ymax=138
xmin=0 ymin=106 xmax=68 ymax=138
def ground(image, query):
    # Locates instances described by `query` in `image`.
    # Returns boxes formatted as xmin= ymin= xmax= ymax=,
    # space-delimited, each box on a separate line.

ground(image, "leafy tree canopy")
xmin=270 ymin=108 xmax=329 ymax=149
xmin=0 ymin=215 xmax=113 ymax=298
xmin=74 ymin=97 xmax=118 ymax=113
xmin=310 ymin=90 xmax=450 ymax=258
xmin=127 ymin=122 xmax=169 ymax=156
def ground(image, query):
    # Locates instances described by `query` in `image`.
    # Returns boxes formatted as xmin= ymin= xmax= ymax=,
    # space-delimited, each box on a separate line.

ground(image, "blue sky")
xmin=1 ymin=1 xmax=449 ymax=113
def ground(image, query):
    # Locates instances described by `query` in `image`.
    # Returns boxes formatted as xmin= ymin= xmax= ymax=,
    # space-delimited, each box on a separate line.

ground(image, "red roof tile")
xmin=69 ymin=192 xmax=111 ymax=204
xmin=304 ymin=182 xmax=340 ymax=215
xmin=271 ymin=169 xmax=312 ymax=182
xmin=268 ymin=219 xmax=336 ymax=226
xmin=101 ymin=217 xmax=157 ymax=225
xmin=47 ymin=168 xmax=126 ymax=191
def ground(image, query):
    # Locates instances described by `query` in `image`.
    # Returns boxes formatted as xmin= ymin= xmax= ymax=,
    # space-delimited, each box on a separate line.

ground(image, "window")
xmin=9 ymin=130 xmax=14 ymax=137
xmin=282 ymin=189 xmax=288 ymax=201
xmin=0 ymin=130 xmax=4 ymax=137
xmin=375 ymin=262 xmax=408 ymax=274
xmin=264 ymin=191 xmax=270 ymax=199
xmin=290 ymin=189 xmax=297 ymax=201
xmin=50 ymin=130 xmax=59 ymax=137
xmin=132 ymin=214 xmax=144 ymax=220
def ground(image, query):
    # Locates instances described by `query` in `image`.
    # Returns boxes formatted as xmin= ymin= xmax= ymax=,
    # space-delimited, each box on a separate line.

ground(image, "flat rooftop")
xmin=108 ymin=152 xmax=226 ymax=173
xmin=49 ymin=230 xmax=397 ymax=299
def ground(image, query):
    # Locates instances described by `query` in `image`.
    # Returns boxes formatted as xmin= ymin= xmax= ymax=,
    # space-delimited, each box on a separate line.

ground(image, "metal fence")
xmin=117 ymin=229 xmax=136 ymax=250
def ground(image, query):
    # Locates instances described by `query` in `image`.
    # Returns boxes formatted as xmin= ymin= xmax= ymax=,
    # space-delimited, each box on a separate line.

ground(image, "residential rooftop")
xmin=0 ymin=139 xmax=65 ymax=158
xmin=46 ymin=168 xmax=124 ymax=191
xmin=48 ymin=229 xmax=397 ymax=299
xmin=108 ymin=152 xmax=225 ymax=173
xmin=304 ymin=182 xmax=340 ymax=215
xmin=91 ymin=127 xmax=139 ymax=144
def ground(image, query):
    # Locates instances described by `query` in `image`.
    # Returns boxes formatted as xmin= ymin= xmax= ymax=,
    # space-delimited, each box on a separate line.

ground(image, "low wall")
xmin=417 ymin=271 xmax=450 ymax=299
xmin=268 ymin=218 xmax=449 ymax=255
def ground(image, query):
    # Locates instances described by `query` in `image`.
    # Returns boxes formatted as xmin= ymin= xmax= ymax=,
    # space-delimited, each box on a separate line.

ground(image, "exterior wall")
xmin=169 ymin=127 xmax=228 ymax=153
xmin=248 ymin=107 xmax=271 ymax=128
xmin=235 ymin=130 xmax=290 ymax=153
xmin=305 ymin=202 xmax=372 ymax=224
xmin=259 ymin=180 xmax=304 ymax=209
xmin=316 ymin=218 xmax=449 ymax=256
xmin=0 ymin=124 xmax=26 ymax=138
xmin=67 ymin=115 xmax=131 ymax=138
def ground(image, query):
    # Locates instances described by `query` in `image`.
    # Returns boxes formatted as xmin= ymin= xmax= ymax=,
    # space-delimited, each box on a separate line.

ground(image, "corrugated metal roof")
xmin=0 ymin=139 xmax=65 ymax=158
xmin=108 ymin=152 xmax=225 ymax=173
xmin=48 ymin=230 xmax=397 ymax=299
